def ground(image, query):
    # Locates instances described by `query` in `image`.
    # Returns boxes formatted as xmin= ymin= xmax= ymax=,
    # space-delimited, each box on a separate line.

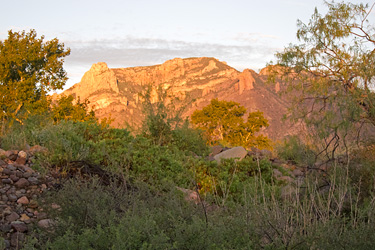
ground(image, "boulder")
xmin=214 ymin=146 xmax=247 ymax=164
xmin=210 ymin=145 xmax=224 ymax=157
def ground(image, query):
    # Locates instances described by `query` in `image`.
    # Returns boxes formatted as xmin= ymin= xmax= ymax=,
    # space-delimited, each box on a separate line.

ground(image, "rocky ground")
xmin=0 ymin=147 xmax=58 ymax=249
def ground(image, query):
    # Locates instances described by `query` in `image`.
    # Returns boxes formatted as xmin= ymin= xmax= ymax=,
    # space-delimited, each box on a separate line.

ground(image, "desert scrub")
xmin=276 ymin=135 xmax=316 ymax=166
xmin=28 ymin=177 xmax=259 ymax=250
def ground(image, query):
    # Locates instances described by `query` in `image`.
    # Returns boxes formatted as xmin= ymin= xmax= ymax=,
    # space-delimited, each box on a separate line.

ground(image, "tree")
xmin=271 ymin=2 xmax=375 ymax=157
xmin=191 ymin=98 xmax=271 ymax=149
xmin=51 ymin=95 xmax=96 ymax=123
xmin=0 ymin=29 xmax=70 ymax=131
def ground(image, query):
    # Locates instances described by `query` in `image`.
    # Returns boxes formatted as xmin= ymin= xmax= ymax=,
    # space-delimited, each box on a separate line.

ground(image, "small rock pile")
xmin=0 ymin=147 xmax=57 ymax=249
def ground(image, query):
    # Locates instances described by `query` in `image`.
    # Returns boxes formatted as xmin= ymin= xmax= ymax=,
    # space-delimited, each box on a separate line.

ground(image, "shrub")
xmin=276 ymin=135 xmax=316 ymax=166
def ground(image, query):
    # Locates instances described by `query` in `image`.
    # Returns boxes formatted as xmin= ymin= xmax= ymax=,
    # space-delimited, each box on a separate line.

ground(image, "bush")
xmin=30 ymin=177 xmax=259 ymax=249
xmin=276 ymin=135 xmax=316 ymax=166
xmin=193 ymin=157 xmax=274 ymax=205
xmin=171 ymin=120 xmax=209 ymax=156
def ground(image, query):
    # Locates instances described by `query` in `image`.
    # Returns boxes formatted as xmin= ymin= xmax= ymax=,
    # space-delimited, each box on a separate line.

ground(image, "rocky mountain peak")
xmin=57 ymin=57 xmax=299 ymax=140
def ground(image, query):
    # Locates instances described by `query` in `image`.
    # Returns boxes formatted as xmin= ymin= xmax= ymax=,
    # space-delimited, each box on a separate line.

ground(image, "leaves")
xmin=272 ymin=1 xmax=375 ymax=155
xmin=0 ymin=29 xmax=70 ymax=128
xmin=191 ymin=99 xmax=272 ymax=149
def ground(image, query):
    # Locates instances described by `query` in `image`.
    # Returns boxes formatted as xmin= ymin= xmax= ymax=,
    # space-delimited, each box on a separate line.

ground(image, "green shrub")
xmin=171 ymin=120 xmax=209 ymax=156
xmin=276 ymin=135 xmax=316 ymax=166
xmin=193 ymin=157 xmax=274 ymax=205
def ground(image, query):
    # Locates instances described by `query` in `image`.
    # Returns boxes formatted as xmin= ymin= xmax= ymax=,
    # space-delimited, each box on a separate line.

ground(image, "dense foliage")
xmin=0 ymin=30 xmax=70 ymax=132
xmin=191 ymin=98 xmax=272 ymax=149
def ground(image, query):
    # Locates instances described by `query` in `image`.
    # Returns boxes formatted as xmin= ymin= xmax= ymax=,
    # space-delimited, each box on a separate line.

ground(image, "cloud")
xmin=65 ymin=36 xmax=278 ymax=66
xmin=62 ymin=36 xmax=280 ymax=88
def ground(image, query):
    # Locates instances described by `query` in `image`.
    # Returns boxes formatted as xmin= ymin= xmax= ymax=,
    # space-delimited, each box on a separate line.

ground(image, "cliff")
xmin=57 ymin=57 xmax=299 ymax=140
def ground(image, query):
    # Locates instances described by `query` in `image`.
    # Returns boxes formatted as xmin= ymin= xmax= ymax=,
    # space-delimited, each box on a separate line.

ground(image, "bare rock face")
xmin=57 ymin=57 xmax=300 ymax=140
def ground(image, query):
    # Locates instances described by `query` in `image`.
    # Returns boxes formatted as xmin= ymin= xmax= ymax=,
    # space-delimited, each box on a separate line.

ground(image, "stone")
xmin=11 ymin=221 xmax=28 ymax=233
xmin=2 ymin=168 xmax=11 ymax=175
xmin=19 ymin=165 xmax=34 ymax=173
xmin=0 ymin=160 xmax=6 ymax=166
xmin=36 ymin=212 xmax=47 ymax=220
xmin=17 ymin=196 xmax=29 ymax=205
xmin=209 ymin=145 xmax=224 ymax=156
xmin=6 ymin=212 xmax=20 ymax=222
xmin=0 ymin=224 xmax=12 ymax=233
xmin=9 ymin=174 xmax=19 ymax=182
xmin=10 ymin=232 xmax=25 ymax=247
xmin=20 ymin=214 xmax=31 ymax=222
xmin=23 ymin=172 xmax=32 ymax=178
xmin=2 ymin=179 xmax=12 ymax=184
xmin=18 ymin=151 xmax=28 ymax=159
xmin=5 ymin=150 xmax=18 ymax=161
xmin=27 ymin=176 xmax=39 ymax=185
xmin=2 ymin=194 xmax=8 ymax=202
xmin=213 ymin=146 xmax=248 ymax=164
xmin=7 ymin=164 xmax=16 ymax=171
xmin=15 ymin=157 xmax=27 ymax=165
xmin=38 ymin=219 xmax=55 ymax=230
xmin=8 ymin=194 xmax=17 ymax=202
xmin=14 ymin=178 xmax=30 ymax=188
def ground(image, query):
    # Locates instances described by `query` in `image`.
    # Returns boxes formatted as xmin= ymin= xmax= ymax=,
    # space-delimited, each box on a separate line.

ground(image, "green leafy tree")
xmin=271 ymin=2 xmax=375 ymax=155
xmin=0 ymin=29 xmax=70 ymax=132
xmin=191 ymin=98 xmax=271 ymax=149
xmin=51 ymin=95 xmax=96 ymax=123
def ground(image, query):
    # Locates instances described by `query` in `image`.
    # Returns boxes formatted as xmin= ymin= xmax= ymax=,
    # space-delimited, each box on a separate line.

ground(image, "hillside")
xmin=55 ymin=57 xmax=299 ymax=140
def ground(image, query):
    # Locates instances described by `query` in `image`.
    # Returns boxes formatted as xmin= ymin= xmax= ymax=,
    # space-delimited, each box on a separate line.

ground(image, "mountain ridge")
xmin=54 ymin=57 xmax=299 ymax=140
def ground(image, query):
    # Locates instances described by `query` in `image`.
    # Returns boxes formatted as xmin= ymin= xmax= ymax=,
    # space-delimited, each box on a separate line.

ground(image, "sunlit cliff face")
xmin=55 ymin=57 xmax=300 ymax=140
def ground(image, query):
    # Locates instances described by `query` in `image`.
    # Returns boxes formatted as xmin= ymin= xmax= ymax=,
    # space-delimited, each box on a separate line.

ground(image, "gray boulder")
xmin=214 ymin=146 xmax=247 ymax=164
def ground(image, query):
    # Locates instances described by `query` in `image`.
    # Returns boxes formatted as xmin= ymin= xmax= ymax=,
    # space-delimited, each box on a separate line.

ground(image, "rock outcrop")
xmin=0 ymin=148 xmax=59 ymax=249
xmin=56 ymin=57 xmax=300 ymax=140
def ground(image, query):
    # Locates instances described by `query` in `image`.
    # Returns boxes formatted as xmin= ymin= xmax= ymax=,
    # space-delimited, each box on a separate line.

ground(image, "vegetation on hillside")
xmin=1 ymin=1 xmax=375 ymax=249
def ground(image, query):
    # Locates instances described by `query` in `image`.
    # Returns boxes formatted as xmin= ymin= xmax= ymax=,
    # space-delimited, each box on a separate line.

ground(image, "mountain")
xmin=55 ymin=57 xmax=300 ymax=141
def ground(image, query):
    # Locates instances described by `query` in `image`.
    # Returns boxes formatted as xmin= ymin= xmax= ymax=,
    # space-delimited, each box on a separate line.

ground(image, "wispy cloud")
xmin=62 ymin=36 xmax=280 ymax=88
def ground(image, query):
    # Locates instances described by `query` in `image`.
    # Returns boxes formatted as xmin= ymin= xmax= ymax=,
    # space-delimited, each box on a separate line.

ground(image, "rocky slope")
xmin=55 ymin=57 xmax=299 ymax=140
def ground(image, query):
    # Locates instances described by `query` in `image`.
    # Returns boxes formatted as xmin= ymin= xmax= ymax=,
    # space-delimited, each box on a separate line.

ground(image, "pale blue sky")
xmin=1 ymin=0 xmax=373 ymax=89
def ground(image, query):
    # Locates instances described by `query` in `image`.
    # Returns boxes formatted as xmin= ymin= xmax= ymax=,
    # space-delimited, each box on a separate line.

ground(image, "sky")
xmin=1 ymin=0 xmax=373 ymax=90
